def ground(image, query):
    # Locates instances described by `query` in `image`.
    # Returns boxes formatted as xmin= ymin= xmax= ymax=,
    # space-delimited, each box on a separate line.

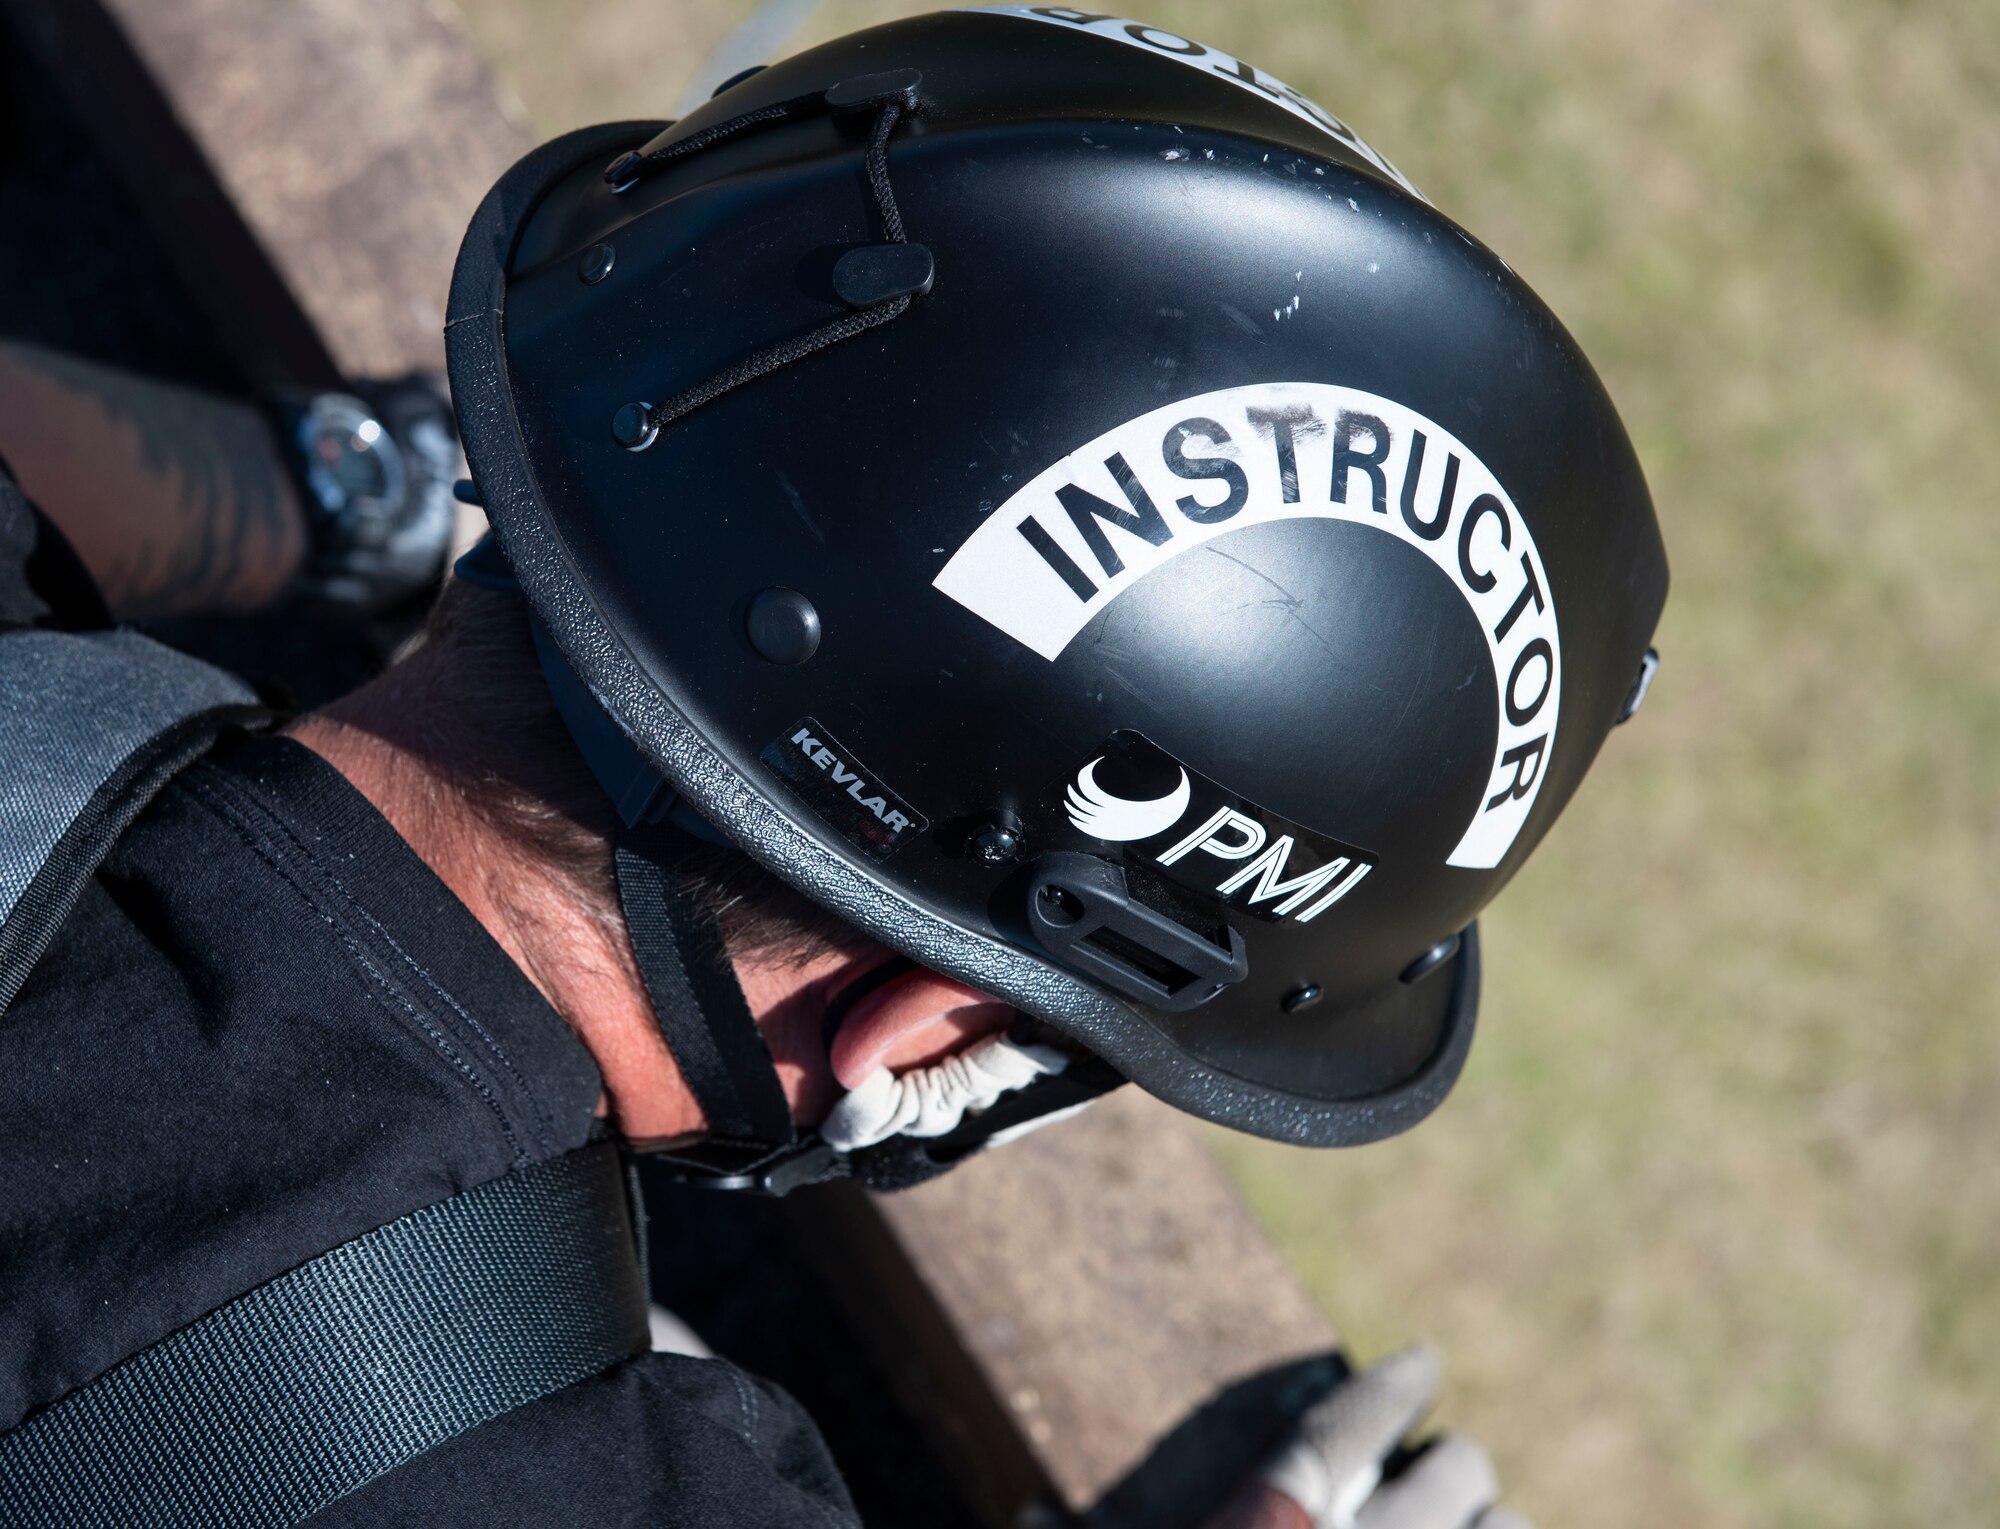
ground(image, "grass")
xmin=449 ymin=2 xmax=2000 ymax=1523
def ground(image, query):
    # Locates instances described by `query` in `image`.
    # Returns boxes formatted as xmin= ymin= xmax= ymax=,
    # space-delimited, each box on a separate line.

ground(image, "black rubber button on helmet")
xmin=744 ymin=587 xmax=822 ymax=666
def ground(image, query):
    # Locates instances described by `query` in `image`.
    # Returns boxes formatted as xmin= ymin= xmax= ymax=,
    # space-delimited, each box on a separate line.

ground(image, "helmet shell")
xmin=446 ymin=9 xmax=1668 ymax=1145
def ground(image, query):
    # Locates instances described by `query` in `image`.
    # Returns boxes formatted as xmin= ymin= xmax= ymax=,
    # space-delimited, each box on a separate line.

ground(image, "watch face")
xmin=298 ymin=393 xmax=406 ymax=528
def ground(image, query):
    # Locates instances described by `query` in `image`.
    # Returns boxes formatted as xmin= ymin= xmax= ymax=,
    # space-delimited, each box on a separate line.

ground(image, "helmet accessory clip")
xmin=1024 ymin=853 xmax=1249 ymax=1012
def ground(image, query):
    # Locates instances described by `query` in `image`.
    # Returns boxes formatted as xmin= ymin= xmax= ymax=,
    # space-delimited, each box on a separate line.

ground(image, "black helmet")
xmin=445 ymin=7 xmax=1668 ymax=1181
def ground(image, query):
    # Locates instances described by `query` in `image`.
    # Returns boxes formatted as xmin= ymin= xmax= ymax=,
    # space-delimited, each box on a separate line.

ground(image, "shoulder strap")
xmin=0 ymin=1142 xmax=649 ymax=1529
xmin=0 ymin=626 xmax=268 ymax=1017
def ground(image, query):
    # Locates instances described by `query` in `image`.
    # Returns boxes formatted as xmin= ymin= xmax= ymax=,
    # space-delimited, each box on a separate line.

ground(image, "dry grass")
xmin=448 ymin=2 xmax=2000 ymax=1523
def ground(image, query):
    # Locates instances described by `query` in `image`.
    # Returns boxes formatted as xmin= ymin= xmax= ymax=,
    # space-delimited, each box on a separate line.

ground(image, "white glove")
xmin=1259 ymin=1346 xmax=1530 ymax=1529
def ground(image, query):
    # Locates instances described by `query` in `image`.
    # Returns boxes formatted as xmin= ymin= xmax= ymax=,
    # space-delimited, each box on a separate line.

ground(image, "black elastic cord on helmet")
xmin=861 ymin=96 xmax=910 ymax=243
xmin=608 ymin=72 xmax=926 ymax=447
xmin=640 ymin=287 xmax=912 ymax=441
xmin=603 ymin=90 xmax=830 ymax=190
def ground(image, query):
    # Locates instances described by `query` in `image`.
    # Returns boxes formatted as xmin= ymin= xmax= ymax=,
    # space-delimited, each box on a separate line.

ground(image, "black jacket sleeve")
xmin=0 ymin=731 xmax=861 ymax=1526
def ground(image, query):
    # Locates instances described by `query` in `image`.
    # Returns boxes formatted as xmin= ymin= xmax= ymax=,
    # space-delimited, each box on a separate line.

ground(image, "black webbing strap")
xmin=613 ymin=822 xmax=796 ymax=1153
xmin=0 ymin=1143 xmax=648 ymax=1529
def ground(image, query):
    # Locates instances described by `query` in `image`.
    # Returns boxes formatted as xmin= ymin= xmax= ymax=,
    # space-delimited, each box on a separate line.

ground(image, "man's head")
xmin=300 ymin=573 xmax=1068 ymax=1180
xmin=436 ymin=8 xmax=1668 ymax=1186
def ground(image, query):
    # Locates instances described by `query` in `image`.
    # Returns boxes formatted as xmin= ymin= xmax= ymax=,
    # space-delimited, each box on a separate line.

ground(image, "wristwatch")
xmin=279 ymin=382 xmax=459 ymax=612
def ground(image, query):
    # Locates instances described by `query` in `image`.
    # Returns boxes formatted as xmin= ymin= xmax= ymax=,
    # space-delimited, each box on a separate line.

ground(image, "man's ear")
xmin=827 ymin=966 xmax=1014 ymax=1087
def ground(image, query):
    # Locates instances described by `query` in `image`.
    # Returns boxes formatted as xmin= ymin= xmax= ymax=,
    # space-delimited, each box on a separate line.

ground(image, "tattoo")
xmin=0 ymin=340 xmax=305 ymax=617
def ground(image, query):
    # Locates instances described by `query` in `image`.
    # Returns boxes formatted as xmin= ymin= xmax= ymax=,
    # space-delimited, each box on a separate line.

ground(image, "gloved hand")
xmin=1216 ymin=1346 xmax=1530 ymax=1529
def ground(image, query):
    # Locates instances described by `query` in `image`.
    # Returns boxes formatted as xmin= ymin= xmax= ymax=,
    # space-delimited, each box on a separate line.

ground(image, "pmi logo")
xmin=1064 ymin=757 xmax=1190 ymax=842
xmin=1059 ymin=733 xmax=1375 ymax=926
xmin=1155 ymin=805 xmax=1372 ymax=924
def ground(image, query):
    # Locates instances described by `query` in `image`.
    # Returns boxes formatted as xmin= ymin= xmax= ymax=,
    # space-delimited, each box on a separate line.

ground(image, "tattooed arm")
xmin=0 ymin=340 xmax=306 ymax=619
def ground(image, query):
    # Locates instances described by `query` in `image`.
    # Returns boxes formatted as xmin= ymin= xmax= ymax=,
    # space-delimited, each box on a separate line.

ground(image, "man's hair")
xmin=412 ymin=575 xmax=870 ymax=967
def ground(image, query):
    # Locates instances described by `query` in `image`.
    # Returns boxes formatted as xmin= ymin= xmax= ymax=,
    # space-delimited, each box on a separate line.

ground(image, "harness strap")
xmin=0 ymin=1143 xmax=648 ymax=1529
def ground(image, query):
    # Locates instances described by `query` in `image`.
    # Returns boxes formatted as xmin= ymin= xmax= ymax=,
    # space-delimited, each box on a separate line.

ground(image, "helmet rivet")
xmin=579 ymin=242 xmax=616 ymax=284
xmin=605 ymin=151 xmax=642 ymax=192
xmin=611 ymin=402 xmax=658 ymax=451
xmin=745 ymin=587 xmax=822 ymax=665
xmin=971 ymin=821 xmax=1022 ymax=865
xmin=1036 ymin=884 xmax=1086 ymax=926
xmin=1280 ymin=983 xmax=1323 ymax=1014
xmin=1400 ymin=932 xmax=1462 ymax=985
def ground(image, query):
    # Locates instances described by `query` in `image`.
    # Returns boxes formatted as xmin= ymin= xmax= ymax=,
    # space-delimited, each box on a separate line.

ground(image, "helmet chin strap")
xmin=611 ymin=816 xmax=1125 ymax=1196
xmin=609 ymin=797 xmax=1126 ymax=1194
xmin=459 ymin=536 xmax=1119 ymax=1193
xmin=611 ymin=816 xmax=850 ymax=1194
xmin=462 ymin=538 xmax=836 ymax=1191
xmin=523 ymin=598 xmax=845 ymax=1193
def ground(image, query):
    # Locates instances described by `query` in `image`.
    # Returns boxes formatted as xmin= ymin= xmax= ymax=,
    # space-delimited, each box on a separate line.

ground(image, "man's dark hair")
xmin=408 ymin=575 xmax=869 ymax=966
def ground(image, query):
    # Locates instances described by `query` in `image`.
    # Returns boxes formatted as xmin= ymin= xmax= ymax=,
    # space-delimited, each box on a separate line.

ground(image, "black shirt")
xmin=0 ymin=483 xmax=860 ymax=1525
